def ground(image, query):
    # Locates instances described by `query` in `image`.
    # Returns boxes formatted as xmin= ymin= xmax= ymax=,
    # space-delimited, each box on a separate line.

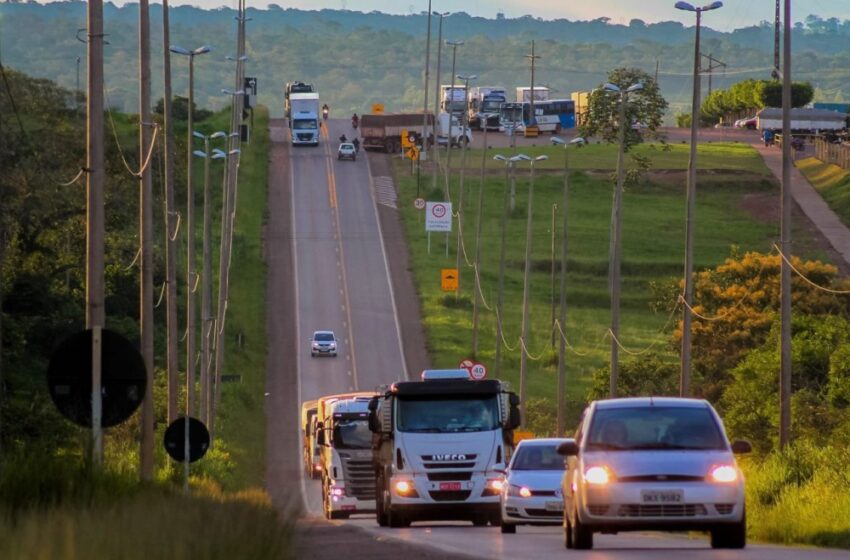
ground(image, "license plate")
xmin=545 ymin=500 xmax=564 ymax=512
xmin=341 ymin=505 xmax=356 ymax=511
xmin=641 ymin=490 xmax=684 ymax=503
xmin=439 ymin=482 xmax=462 ymax=491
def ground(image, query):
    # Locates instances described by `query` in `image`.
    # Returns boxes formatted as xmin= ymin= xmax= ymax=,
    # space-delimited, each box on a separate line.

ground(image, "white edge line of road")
xmin=366 ymin=154 xmax=410 ymax=382
xmin=289 ymin=133 xmax=312 ymax=515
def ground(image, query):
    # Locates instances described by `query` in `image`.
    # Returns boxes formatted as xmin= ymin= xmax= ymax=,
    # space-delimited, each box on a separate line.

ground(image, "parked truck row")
xmin=300 ymin=370 xmax=521 ymax=524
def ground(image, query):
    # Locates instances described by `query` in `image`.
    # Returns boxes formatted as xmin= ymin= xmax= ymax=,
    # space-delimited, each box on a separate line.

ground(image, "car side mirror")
xmin=731 ymin=439 xmax=752 ymax=454
xmin=556 ymin=440 xmax=579 ymax=456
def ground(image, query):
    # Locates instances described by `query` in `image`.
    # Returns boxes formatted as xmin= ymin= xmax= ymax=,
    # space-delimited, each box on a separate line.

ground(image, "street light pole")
xmin=551 ymin=136 xmax=584 ymax=436
xmin=604 ymin=82 xmax=643 ymax=398
xmin=431 ymin=11 xmax=448 ymax=194
xmin=170 ymin=44 xmax=211 ymax=422
xmin=675 ymin=0 xmax=723 ymax=398
xmin=444 ymin=40 xmax=463 ymax=195
xmin=493 ymin=155 xmax=514 ymax=379
xmin=517 ymin=153 xmax=548 ymax=429
xmin=422 ymin=3 xmax=432 ymax=157
xmin=471 ymin=123 xmax=489 ymax=357
xmin=779 ymin=0 xmax=792 ymax=449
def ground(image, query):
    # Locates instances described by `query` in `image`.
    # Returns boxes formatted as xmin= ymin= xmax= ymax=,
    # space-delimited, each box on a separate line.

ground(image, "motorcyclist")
xmin=352 ymin=137 xmax=360 ymax=152
xmin=351 ymin=113 xmax=359 ymax=129
xmin=339 ymin=134 xmax=347 ymax=143
xmin=322 ymin=103 xmax=329 ymax=120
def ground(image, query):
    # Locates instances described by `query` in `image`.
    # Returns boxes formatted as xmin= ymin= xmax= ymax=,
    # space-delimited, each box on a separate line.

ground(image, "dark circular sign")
xmin=163 ymin=417 xmax=211 ymax=463
xmin=47 ymin=329 xmax=147 ymax=428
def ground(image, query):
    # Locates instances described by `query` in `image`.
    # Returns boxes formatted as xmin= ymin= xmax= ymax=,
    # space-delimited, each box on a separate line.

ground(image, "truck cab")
xmin=469 ymin=87 xmax=507 ymax=131
xmin=289 ymin=92 xmax=320 ymax=146
xmin=317 ymin=394 xmax=377 ymax=519
xmin=437 ymin=112 xmax=473 ymax=147
xmin=369 ymin=370 xmax=521 ymax=527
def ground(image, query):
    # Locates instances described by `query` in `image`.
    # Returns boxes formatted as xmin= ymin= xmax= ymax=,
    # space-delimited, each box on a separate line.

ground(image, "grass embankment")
xmin=797 ymin=156 xmax=850 ymax=226
xmin=397 ymin=141 xmax=820 ymax=424
xmin=0 ymin=107 xmax=285 ymax=558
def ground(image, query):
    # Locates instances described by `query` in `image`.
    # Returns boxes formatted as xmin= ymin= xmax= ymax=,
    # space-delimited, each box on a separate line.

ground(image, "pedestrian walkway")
xmin=372 ymin=175 xmax=397 ymax=209
xmin=751 ymin=141 xmax=850 ymax=268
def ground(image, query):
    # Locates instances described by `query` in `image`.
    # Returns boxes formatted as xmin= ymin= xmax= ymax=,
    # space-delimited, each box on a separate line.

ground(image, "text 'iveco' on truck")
xmin=368 ymin=370 xmax=521 ymax=527
xmin=317 ymin=394 xmax=377 ymax=519
xmin=289 ymin=91 xmax=321 ymax=146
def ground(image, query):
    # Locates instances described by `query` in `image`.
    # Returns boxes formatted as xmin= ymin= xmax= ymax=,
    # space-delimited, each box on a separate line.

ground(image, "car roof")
xmin=592 ymin=397 xmax=710 ymax=410
xmin=313 ymin=330 xmax=335 ymax=336
xmin=516 ymin=438 xmax=572 ymax=447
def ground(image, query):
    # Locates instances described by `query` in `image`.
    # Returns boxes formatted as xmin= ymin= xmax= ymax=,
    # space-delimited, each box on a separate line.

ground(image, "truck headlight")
xmin=394 ymin=480 xmax=419 ymax=497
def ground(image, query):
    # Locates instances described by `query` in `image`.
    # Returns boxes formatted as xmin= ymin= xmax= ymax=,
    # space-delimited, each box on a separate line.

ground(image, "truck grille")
xmin=341 ymin=457 xmax=375 ymax=500
xmin=525 ymin=509 xmax=562 ymax=518
xmin=428 ymin=490 xmax=471 ymax=502
xmin=296 ymin=133 xmax=314 ymax=142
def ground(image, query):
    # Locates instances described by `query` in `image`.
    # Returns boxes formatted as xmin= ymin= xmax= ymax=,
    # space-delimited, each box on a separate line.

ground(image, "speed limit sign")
xmin=414 ymin=197 xmax=426 ymax=210
xmin=470 ymin=362 xmax=487 ymax=380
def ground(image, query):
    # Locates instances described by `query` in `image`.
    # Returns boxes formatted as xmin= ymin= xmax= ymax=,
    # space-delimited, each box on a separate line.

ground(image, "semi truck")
xmin=441 ymin=85 xmax=468 ymax=117
xmin=289 ymin=92 xmax=321 ymax=146
xmin=361 ymin=113 xmax=435 ymax=153
xmin=756 ymin=107 xmax=847 ymax=132
xmin=437 ymin=112 xmax=473 ymax=147
xmin=284 ymin=81 xmax=314 ymax=119
xmin=468 ymin=86 xmax=507 ymax=131
xmin=301 ymin=399 xmax=320 ymax=479
xmin=368 ymin=369 xmax=521 ymax=527
xmin=317 ymin=394 xmax=377 ymax=519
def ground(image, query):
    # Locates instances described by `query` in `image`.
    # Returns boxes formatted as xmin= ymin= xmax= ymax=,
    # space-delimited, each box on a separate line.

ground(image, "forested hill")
xmin=2 ymin=2 xmax=849 ymax=117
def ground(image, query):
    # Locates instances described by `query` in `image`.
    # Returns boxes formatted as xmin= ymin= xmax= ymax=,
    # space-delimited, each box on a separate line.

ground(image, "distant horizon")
xmin=31 ymin=0 xmax=850 ymax=33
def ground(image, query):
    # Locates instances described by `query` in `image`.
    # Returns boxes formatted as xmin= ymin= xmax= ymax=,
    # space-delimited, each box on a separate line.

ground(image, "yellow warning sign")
xmin=513 ymin=430 xmax=534 ymax=445
xmin=441 ymin=268 xmax=458 ymax=292
xmin=401 ymin=129 xmax=411 ymax=148
xmin=405 ymin=146 xmax=420 ymax=161
xmin=372 ymin=103 xmax=385 ymax=115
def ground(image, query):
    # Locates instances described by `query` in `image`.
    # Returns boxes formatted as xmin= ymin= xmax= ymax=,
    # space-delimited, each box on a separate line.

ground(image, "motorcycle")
xmin=322 ymin=108 xmax=329 ymax=121
xmin=351 ymin=115 xmax=359 ymax=130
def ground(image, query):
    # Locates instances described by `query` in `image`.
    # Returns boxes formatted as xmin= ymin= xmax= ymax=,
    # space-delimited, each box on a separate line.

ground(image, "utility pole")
xmin=186 ymin=51 xmax=198 ymax=421
xmin=779 ymin=0 xmax=792 ymax=449
xmin=86 ymin=0 xmax=106 ymax=466
xmin=422 ymin=3 xmax=432 ymax=158
xmin=700 ymin=52 xmax=726 ymax=98
xmin=494 ymin=158 xmax=511 ymax=379
xmin=431 ymin=12 xmax=447 ymax=196
xmin=455 ymin=74 xmax=476 ymax=298
xmin=443 ymin=41 xmax=462 ymax=198
xmin=471 ymin=125 xmax=488 ymax=357
xmin=608 ymin=88 xmax=628 ymax=399
xmin=526 ymin=41 xmax=541 ymax=126
xmin=161 ymin=0 xmax=179 ymax=425
xmin=138 ymin=0 xmax=155 ymax=482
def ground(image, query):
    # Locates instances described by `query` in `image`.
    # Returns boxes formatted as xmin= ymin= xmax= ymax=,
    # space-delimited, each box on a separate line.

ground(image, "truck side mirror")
xmin=508 ymin=406 xmax=521 ymax=431
xmin=368 ymin=411 xmax=379 ymax=433
xmin=509 ymin=393 xmax=520 ymax=407
xmin=367 ymin=397 xmax=379 ymax=412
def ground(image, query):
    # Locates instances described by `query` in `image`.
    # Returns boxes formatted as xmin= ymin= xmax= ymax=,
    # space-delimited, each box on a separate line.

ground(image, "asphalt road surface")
xmin=270 ymin=118 xmax=850 ymax=559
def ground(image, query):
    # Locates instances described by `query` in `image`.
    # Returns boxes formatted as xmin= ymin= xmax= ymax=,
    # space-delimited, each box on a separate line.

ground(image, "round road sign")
xmin=47 ymin=328 xmax=147 ymax=428
xmin=459 ymin=358 xmax=474 ymax=373
xmin=163 ymin=416 xmax=211 ymax=463
xmin=431 ymin=203 xmax=447 ymax=219
xmin=414 ymin=197 xmax=426 ymax=210
xmin=470 ymin=362 xmax=487 ymax=380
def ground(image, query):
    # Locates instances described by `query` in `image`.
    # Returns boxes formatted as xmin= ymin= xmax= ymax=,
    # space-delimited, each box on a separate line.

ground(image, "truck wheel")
xmin=387 ymin=506 xmax=407 ymax=528
xmin=376 ymin=475 xmax=389 ymax=527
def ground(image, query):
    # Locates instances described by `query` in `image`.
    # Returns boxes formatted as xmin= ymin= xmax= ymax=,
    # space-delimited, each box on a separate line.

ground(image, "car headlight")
xmin=312 ymin=342 xmax=319 ymax=348
xmin=507 ymin=484 xmax=532 ymax=498
xmin=709 ymin=465 xmax=738 ymax=483
xmin=584 ymin=466 xmax=613 ymax=485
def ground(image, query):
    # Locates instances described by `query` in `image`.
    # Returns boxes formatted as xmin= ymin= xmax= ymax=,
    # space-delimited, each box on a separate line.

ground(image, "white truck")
xmin=441 ymin=84 xmax=468 ymax=117
xmin=318 ymin=394 xmax=377 ymax=519
xmin=301 ymin=399 xmax=320 ymax=479
xmin=289 ymin=92 xmax=320 ymax=146
xmin=368 ymin=370 xmax=521 ymax=527
xmin=437 ymin=112 xmax=473 ymax=147
xmin=468 ymin=86 xmax=507 ymax=131
xmin=516 ymin=86 xmax=550 ymax=104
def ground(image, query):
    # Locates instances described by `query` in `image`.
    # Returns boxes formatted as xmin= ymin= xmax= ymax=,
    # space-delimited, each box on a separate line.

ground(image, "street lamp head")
xmin=602 ymin=82 xmax=621 ymax=93
xmin=210 ymin=131 xmax=228 ymax=139
xmin=192 ymin=130 xmax=206 ymax=139
xmin=551 ymin=136 xmax=565 ymax=145
xmin=192 ymin=150 xmax=208 ymax=158
xmin=704 ymin=1 xmax=723 ymax=10
xmin=169 ymin=45 xmax=192 ymax=56
xmin=625 ymin=83 xmax=644 ymax=93
xmin=534 ymin=155 xmax=549 ymax=162
xmin=493 ymin=154 xmax=508 ymax=161
xmin=674 ymin=1 xmax=696 ymax=11
xmin=511 ymin=154 xmax=531 ymax=162
xmin=433 ymin=11 xmax=449 ymax=17
xmin=212 ymin=148 xmax=227 ymax=158
xmin=446 ymin=40 xmax=464 ymax=47
xmin=457 ymin=74 xmax=478 ymax=82
xmin=228 ymin=149 xmax=241 ymax=155
xmin=193 ymin=46 xmax=212 ymax=56
xmin=226 ymin=55 xmax=249 ymax=62
xmin=222 ymin=89 xmax=246 ymax=96
xmin=571 ymin=137 xmax=586 ymax=145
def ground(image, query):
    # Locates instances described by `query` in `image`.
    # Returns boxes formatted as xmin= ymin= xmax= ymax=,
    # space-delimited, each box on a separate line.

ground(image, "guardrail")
xmin=815 ymin=138 xmax=850 ymax=169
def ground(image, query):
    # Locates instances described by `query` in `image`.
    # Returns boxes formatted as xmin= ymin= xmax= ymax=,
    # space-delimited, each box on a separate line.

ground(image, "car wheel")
xmin=564 ymin=508 xmax=573 ymax=549
xmin=571 ymin=506 xmax=593 ymax=550
xmin=711 ymin=510 xmax=746 ymax=549
xmin=500 ymin=521 xmax=516 ymax=534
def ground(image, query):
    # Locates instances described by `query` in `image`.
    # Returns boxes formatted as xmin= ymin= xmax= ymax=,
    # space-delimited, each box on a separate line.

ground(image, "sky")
xmin=140 ymin=0 xmax=850 ymax=32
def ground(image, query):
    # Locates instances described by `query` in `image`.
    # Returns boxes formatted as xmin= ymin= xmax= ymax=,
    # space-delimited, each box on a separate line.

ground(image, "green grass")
xmin=397 ymin=141 xmax=812 ymax=429
xmin=797 ymin=156 xmax=850 ymax=228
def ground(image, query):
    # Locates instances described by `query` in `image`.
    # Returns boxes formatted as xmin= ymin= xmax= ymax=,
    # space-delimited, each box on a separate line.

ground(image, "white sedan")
xmin=500 ymin=438 xmax=571 ymax=533
xmin=558 ymin=397 xmax=751 ymax=550
xmin=337 ymin=142 xmax=357 ymax=161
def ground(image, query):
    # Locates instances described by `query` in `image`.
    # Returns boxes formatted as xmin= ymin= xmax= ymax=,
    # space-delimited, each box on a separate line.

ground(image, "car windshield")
xmin=340 ymin=144 xmax=354 ymax=150
xmin=294 ymin=118 xmax=316 ymax=130
xmin=511 ymin=444 xmax=563 ymax=471
xmin=397 ymin=396 xmax=500 ymax=433
xmin=314 ymin=333 xmax=334 ymax=342
xmin=585 ymin=406 xmax=726 ymax=452
xmin=334 ymin=419 xmax=371 ymax=449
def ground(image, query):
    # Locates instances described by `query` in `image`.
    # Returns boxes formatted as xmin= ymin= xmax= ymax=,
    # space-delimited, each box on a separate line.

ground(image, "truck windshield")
xmin=293 ymin=119 xmax=317 ymax=130
xmin=397 ymin=396 xmax=500 ymax=433
xmin=481 ymin=100 xmax=503 ymax=113
xmin=334 ymin=419 xmax=371 ymax=449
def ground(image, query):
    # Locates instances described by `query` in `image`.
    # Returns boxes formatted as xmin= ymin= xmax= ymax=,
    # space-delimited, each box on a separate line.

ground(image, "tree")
xmin=578 ymin=67 xmax=667 ymax=151
xmin=587 ymin=355 xmax=679 ymax=401
xmin=759 ymin=81 xmax=814 ymax=109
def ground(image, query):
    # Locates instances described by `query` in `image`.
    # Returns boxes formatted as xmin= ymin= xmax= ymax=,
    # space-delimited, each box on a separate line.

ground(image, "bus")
xmin=499 ymin=99 xmax=576 ymax=133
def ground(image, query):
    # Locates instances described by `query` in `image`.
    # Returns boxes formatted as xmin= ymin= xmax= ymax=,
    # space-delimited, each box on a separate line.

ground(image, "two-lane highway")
xmin=270 ymin=118 xmax=850 ymax=559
